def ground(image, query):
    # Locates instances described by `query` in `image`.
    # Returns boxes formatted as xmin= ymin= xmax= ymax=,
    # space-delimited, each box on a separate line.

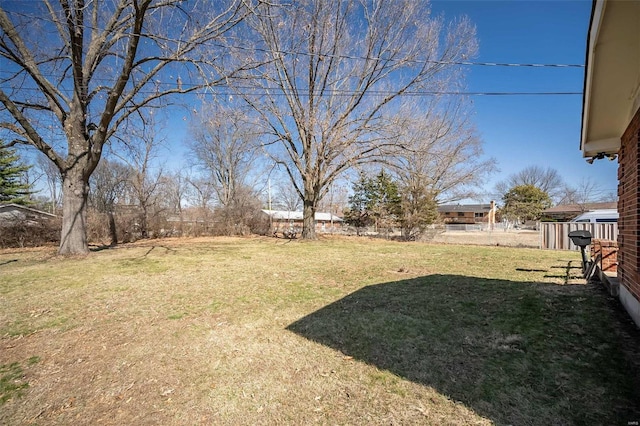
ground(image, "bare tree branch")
xmin=187 ymin=104 xmax=260 ymax=208
xmin=0 ymin=0 xmax=254 ymax=254
xmin=231 ymin=0 xmax=477 ymax=238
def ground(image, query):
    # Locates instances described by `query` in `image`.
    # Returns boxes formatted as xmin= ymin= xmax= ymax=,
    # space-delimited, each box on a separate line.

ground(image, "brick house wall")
xmin=618 ymin=106 xmax=640 ymax=309
xmin=441 ymin=211 xmax=488 ymax=224
xmin=591 ymin=239 xmax=618 ymax=273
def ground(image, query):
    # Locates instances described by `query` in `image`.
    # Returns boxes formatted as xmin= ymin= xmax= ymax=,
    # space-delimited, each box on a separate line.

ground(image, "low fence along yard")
xmin=540 ymin=222 xmax=618 ymax=250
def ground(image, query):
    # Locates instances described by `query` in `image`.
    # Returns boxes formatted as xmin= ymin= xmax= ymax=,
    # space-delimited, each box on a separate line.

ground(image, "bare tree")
xmin=113 ymin=117 xmax=165 ymax=238
xmin=89 ymin=158 xmax=130 ymax=245
xmin=0 ymin=0 xmax=251 ymax=254
xmin=558 ymin=177 xmax=617 ymax=206
xmin=213 ymin=183 xmax=263 ymax=235
xmin=163 ymin=170 xmax=189 ymax=221
xmin=234 ymin=0 xmax=477 ymax=239
xmin=188 ymin=105 xmax=259 ymax=209
xmin=272 ymin=177 xmax=302 ymax=212
xmin=35 ymin=154 xmax=62 ymax=214
xmin=317 ymin=181 xmax=349 ymax=217
xmin=185 ymin=175 xmax=215 ymax=231
xmin=495 ymin=166 xmax=565 ymax=203
xmin=391 ymin=98 xmax=496 ymax=205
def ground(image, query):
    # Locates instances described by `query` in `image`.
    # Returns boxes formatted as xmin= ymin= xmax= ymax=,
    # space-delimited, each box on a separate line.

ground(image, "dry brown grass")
xmin=1 ymin=236 xmax=639 ymax=425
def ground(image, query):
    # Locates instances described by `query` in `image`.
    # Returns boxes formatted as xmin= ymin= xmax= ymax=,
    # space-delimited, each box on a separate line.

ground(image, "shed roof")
xmin=0 ymin=203 xmax=57 ymax=219
xmin=543 ymin=202 xmax=617 ymax=215
xmin=262 ymin=210 xmax=343 ymax=222
xmin=437 ymin=204 xmax=494 ymax=214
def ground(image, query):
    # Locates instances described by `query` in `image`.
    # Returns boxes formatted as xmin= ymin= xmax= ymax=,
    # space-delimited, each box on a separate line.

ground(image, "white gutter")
xmin=580 ymin=0 xmax=607 ymax=155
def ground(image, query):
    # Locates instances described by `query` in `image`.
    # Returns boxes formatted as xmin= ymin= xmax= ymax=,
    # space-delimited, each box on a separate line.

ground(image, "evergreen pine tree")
xmin=344 ymin=172 xmax=375 ymax=235
xmin=344 ymin=170 xmax=401 ymax=236
xmin=0 ymin=145 xmax=32 ymax=205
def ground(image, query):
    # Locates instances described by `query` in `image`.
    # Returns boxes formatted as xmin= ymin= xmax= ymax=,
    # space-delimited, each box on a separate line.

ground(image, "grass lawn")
xmin=1 ymin=236 xmax=639 ymax=425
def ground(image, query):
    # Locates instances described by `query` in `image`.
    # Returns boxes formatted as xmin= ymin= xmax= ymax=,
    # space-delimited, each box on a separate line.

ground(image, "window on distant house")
xmin=458 ymin=212 xmax=465 ymax=217
xmin=475 ymin=212 xmax=484 ymax=218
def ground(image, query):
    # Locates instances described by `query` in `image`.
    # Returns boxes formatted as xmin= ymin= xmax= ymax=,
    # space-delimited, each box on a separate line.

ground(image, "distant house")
xmin=0 ymin=203 xmax=57 ymax=225
xmin=262 ymin=210 xmax=343 ymax=234
xmin=542 ymin=202 xmax=617 ymax=222
xmin=437 ymin=202 xmax=496 ymax=225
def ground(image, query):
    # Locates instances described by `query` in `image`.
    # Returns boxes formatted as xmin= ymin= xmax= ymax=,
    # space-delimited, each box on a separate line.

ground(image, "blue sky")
xmin=429 ymin=0 xmax=618 ymax=201
xmin=96 ymin=1 xmax=623 ymax=203
xmin=158 ymin=0 xmax=614 ymax=203
xmin=6 ymin=0 xmax=617 ymax=203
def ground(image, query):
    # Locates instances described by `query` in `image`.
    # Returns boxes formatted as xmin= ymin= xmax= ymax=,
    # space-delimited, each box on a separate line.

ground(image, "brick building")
xmin=437 ymin=202 xmax=496 ymax=225
xmin=581 ymin=0 xmax=640 ymax=326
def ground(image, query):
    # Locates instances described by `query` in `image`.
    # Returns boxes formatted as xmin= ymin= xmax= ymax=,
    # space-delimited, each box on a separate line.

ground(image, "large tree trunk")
xmin=59 ymin=169 xmax=90 ymax=255
xmin=139 ymin=209 xmax=148 ymax=238
xmin=108 ymin=211 xmax=118 ymax=246
xmin=301 ymin=198 xmax=317 ymax=240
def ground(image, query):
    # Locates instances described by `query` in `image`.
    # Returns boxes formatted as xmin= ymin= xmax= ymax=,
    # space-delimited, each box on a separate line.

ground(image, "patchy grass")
xmin=1 ymin=356 xmax=39 ymax=405
xmin=0 ymin=236 xmax=639 ymax=425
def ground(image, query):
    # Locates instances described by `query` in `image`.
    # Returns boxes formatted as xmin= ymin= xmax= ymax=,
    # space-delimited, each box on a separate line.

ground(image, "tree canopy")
xmin=495 ymin=166 xmax=564 ymax=203
xmin=501 ymin=184 xmax=551 ymax=222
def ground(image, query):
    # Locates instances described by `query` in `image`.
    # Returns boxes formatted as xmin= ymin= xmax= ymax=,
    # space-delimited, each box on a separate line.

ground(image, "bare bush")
xmin=210 ymin=190 xmax=268 ymax=236
xmin=0 ymin=219 xmax=61 ymax=248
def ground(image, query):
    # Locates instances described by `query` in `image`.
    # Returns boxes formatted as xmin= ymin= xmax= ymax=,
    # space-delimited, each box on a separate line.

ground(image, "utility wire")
xmin=194 ymin=41 xmax=586 ymax=68
xmin=1 ymin=84 xmax=582 ymax=97
xmin=0 ymin=11 xmax=585 ymax=69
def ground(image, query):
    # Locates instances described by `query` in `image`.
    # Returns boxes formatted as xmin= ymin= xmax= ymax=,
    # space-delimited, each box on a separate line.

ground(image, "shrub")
xmin=0 ymin=218 xmax=61 ymax=248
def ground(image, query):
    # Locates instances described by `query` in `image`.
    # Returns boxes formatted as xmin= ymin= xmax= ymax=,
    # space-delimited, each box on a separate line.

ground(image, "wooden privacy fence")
xmin=539 ymin=222 xmax=618 ymax=250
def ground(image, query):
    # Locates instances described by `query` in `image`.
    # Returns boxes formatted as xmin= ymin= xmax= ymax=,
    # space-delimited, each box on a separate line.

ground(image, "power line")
xmin=435 ymin=60 xmax=583 ymax=68
xmin=0 ymin=10 xmax=585 ymax=70
xmin=234 ymin=44 xmax=585 ymax=68
xmin=0 ymin=84 xmax=582 ymax=97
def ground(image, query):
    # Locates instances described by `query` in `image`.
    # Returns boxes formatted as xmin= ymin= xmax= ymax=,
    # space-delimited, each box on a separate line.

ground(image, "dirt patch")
xmin=430 ymin=230 xmax=539 ymax=248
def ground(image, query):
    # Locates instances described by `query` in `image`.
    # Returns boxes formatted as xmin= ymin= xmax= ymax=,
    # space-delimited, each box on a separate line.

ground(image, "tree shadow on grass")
xmin=89 ymin=244 xmax=113 ymax=252
xmin=287 ymin=275 xmax=640 ymax=425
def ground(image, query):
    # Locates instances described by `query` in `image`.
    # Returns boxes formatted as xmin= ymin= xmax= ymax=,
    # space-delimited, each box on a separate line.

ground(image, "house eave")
xmin=583 ymin=137 xmax=621 ymax=158
xmin=581 ymin=0 xmax=640 ymax=158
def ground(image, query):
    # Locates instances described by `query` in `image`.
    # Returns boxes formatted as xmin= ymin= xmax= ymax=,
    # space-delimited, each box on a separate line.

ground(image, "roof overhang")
xmin=581 ymin=0 xmax=640 ymax=158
